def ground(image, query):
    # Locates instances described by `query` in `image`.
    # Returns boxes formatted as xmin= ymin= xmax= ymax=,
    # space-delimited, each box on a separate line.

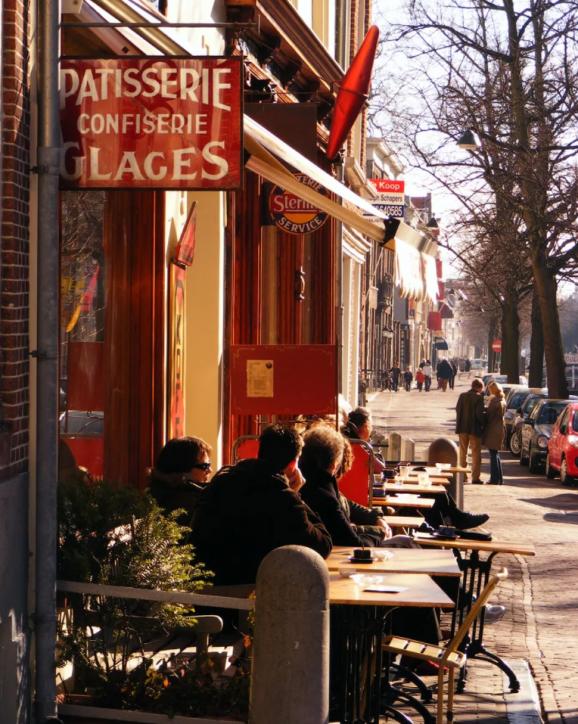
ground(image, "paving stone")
xmin=369 ymin=376 xmax=572 ymax=722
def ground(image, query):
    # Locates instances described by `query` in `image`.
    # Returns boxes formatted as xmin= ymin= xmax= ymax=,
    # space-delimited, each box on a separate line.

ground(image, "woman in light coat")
xmin=483 ymin=381 xmax=506 ymax=484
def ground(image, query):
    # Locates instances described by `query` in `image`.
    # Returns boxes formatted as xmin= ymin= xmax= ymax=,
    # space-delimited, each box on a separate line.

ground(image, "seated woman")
xmin=341 ymin=406 xmax=386 ymax=473
xmin=148 ymin=436 xmax=212 ymax=527
xmin=299 ymin=426 xmax=413 ymax=548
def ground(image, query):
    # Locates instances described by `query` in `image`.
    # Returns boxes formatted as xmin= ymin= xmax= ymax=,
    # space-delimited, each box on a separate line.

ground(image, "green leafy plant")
xmin=56 ymin=477 xmax=253 ymax=720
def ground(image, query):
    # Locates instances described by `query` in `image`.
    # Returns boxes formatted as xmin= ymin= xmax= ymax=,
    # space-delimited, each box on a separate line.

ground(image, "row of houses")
xmin=0 ymin=1 xmax=448 ymax=720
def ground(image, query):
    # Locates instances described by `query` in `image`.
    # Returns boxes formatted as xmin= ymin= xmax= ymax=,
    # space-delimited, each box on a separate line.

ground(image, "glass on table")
xmin=417 ymin=471 xmax=431 ymax=487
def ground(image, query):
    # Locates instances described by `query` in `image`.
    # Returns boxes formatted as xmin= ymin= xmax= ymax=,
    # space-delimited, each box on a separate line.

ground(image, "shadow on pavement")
xmin=543 ymin=512 xmax=578 ymax=525
xmin=521 ymin=493 xmax=578 ymax=511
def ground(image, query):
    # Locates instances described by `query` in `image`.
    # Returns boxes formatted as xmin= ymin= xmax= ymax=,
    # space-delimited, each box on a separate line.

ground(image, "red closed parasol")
xmin=326 ymin=25 xmax=380 ymax=160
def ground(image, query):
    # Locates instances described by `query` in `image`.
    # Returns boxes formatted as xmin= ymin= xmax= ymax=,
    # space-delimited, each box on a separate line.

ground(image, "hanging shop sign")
xmin=59 ymin=57 xmax=243 ymax=189
xmin=364 ymin=178 xmax=405 ymax=218
xmin=268 ymin=175 xmax=328 ymax=234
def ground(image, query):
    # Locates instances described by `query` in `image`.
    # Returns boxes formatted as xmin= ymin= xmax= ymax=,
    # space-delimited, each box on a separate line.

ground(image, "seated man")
xmin=192 ymin=424 xmax=332 ymax=585
xmin=148 ymin=436 xmax=213 ymax=527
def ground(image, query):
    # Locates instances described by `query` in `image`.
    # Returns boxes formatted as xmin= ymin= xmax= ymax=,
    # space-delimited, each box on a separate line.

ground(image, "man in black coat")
xmin=192 ymin=425 xmax=332 ymax=585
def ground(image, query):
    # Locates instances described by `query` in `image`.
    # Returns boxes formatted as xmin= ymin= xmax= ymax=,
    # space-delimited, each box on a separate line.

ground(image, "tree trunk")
xmin=500 ymin=296 xmax=520 ymax=382
xmin=487 ymin=316 xmax=498 ymax=373
xmin=528 ymin=291 xmax=544 ymax=388
xmin=532 ymin=257 xmax=567 ymax=398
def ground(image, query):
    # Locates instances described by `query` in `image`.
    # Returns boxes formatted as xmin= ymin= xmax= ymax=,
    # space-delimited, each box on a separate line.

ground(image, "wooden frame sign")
xmin=60 ymin=57 xmax=243 ymax=189
xmin=230 ymin=344 xmax=338 ymax=415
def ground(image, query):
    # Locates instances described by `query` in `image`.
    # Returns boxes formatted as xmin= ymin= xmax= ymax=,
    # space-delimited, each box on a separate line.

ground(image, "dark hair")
xmin=348 ymin=407 xmax=371 ymax=430
xmin=300 ymin=426 xmax=345 ymax=475
xmin=258 ymin=424 xmax=303 ymax=471
xmin=155 ymin=436 xmax=212 ymax=474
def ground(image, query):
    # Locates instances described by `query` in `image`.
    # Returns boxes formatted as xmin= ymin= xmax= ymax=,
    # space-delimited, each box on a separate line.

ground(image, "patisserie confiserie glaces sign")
xmin=59 ymin=57 xmax=242 ymax=189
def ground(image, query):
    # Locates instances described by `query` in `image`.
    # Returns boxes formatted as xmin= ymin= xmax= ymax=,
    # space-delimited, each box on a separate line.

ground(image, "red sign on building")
xmin=60 ymin=58 xmax=242 ymax=189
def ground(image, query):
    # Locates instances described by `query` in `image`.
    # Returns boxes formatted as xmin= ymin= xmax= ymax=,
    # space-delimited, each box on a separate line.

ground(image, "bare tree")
xmin=372 ymin=0 xmax=578 ymax=396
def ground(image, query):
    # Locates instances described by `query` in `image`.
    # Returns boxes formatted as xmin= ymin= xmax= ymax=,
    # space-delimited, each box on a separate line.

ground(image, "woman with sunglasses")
xmin=148 ymin=436 xmax=213 ymax=527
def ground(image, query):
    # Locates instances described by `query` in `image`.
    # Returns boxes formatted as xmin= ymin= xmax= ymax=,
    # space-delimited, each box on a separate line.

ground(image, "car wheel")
xmin=510 ymin=431 xmax=521 ymax=457
xmin=560 ymin=458 xmax=575 ymax=486
xmin=528 ymin=447 xmax=542 ymax=473
xmin=545 ymin=454 xmax=557 ymax=479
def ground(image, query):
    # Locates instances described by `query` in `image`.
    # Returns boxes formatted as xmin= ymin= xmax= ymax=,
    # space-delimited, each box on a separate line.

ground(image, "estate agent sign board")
xmin=60 ymin=58 xmax=242 ymax=189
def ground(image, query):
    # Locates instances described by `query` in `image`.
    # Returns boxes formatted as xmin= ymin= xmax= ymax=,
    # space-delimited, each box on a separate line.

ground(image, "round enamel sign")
xmin=268 ymin=174 xmax=328 ymax=235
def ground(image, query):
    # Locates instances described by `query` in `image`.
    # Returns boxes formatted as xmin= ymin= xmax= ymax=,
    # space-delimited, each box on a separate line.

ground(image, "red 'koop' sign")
xmin=59 ymin=57 xmax=242 ymax=190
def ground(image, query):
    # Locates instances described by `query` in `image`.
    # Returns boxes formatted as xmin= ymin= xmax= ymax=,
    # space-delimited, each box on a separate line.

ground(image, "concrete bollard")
xmin=400 ymin=437 xmax=415 ymax=462
xmin=388 ymin=432 xmax=402 ymax=461
xmin=427 ymin=437 xmax=462 ymax=507
xmin=250 ymin=545 xmax=330 ymax=724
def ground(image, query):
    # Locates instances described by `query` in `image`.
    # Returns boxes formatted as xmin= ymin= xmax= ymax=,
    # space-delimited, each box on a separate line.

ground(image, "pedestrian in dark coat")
xmin=456 ymin=378 xmax=486 ymax=483
xmin=436 ymin=358 xmax=454 ymax=391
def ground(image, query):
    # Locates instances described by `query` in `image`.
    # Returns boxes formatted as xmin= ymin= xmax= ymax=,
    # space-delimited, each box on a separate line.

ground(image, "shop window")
xmin=60 ymin=192 xmax=106 ymax=478
xmin=60 ymin=191 xmax=164 ymax=487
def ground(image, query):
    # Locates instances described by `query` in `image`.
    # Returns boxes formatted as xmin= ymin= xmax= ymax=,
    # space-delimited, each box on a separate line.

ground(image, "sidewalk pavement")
xmin=369 ymin=375 xmax=577 ymax=723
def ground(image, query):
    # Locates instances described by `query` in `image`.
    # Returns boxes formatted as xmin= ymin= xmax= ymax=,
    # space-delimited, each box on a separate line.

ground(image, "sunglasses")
xmin=191 ymin=462 xmax=211 ymax=471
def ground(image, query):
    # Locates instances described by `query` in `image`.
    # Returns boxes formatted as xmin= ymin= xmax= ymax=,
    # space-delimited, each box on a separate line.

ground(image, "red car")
xmin=546 ymin=402 xmax=578 ymax=484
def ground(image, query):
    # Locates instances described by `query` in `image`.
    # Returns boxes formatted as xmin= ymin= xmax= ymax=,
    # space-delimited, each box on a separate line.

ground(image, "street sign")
xmin=363 ymin=178 xmax=405 ymax=218
xmin=492 ymin=339 xmax=502 ymax=352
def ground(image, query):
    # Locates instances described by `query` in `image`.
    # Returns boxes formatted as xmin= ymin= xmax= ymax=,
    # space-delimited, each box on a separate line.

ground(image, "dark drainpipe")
xmin=35 ymin=0 xmax=61 ymax=720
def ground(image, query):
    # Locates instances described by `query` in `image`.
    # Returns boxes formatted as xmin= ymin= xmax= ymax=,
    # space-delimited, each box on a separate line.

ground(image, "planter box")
xmin=59 ymin=703 xmax=246 ymax=724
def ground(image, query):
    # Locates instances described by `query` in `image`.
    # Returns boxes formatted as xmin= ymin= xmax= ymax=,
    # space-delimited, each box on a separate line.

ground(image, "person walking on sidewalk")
xmin=390 ymin=362 xmax=402 ymax=392
xmin=449 ymin=359 xmax=458 ymax=390
xmin=456 ymin=377 xmax=486 ymax=484
xmin=423 ymin=359 xmax=433 ymax=391
xmin=403 ymin=367 xmax=413 ymax=391
xmin=436 ymin=358 xmax=454 ymax=391
xmin=415 ymin=367 xmax=425 ymax=392
xmin=483 ymin=381 xmax=506 ymax=484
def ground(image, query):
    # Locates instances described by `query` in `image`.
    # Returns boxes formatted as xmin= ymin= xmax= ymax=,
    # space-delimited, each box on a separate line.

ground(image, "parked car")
xmin=520 ymin=399 xmax=570 ymax=472
xmin=504 ymin=387 xmax=547 ymax=447
xmin=545 ymin=402 xmax=578 ymax=484
xmin=483 ymin=375 xmax=528 ymax=396
xmin=509 ymin=392 xmax=548 ymax=456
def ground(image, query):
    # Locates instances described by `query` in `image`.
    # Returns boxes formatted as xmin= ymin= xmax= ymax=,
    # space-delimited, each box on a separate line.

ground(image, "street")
xmin=369 ymin=375 xmax=578 ymax=723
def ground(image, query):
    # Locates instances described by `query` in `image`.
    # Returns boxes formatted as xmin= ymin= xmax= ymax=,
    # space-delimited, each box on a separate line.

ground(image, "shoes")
xmin=484 ymin=604 xmax=506 ymax=624
xmin=417 ymin=521 xmax=436 ymax=535
xmin=452 ymin=510 xmax=490 ymax=530
xmin=471 ymin=479 xmax=485 ymax=485
xmin=488 ymin=480 xmax=503 ymax=485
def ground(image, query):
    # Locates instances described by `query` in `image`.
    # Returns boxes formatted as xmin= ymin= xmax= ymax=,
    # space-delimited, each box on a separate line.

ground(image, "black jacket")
xmin=192 ymin=459 xmax=332 ymax=585
xmin=300 ymin=467 xmax=384 ymax=547
xmin=455 ymin=388 xmax=486 ymax=437
xmin=149 ymin=470 xmax=205 ymax=528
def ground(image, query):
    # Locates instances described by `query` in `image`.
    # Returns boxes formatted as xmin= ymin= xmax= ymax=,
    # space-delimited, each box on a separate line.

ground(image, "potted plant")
xmin=57 ymin=478 xmax=250 ymax=723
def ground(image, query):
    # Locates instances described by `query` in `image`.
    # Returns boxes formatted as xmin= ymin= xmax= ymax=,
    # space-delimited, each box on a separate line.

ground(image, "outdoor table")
xmin=383 ymin=515 xmax=426 ymax=530
xmin=327 ymin=571 xmax=454 ymax=723
xmin=326 ymin=546 xmax=461 ymax=577
xmin=396 ymin=474 xmax=451 ymax=485
xmin=382 ymin=482 xmax=447 ymax=495
xmin=412 ymin=532 xmax=535 ymax=692
xmin=374 ymin=494 xmax=435 ymax=510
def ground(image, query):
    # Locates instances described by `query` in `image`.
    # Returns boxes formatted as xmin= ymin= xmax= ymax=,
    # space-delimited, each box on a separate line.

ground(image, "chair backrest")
xmin=443 ymin=568 xmax=508 ymax=662
xmin=232 ymin=435 xmax=260 ymax=463
xmin=338 ymin=439 xmax=375 ymax=507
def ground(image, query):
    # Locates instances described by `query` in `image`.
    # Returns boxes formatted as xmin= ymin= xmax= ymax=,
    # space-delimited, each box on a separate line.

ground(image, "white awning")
xmin=422 ymin=253 xmax=439 ymax=304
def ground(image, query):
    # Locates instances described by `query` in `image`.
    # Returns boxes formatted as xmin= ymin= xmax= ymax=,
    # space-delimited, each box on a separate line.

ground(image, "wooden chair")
xmin=383 ymin=568 xmax=508 ymax=723
xmin=337 ymin=438 xmax=376 ymax=506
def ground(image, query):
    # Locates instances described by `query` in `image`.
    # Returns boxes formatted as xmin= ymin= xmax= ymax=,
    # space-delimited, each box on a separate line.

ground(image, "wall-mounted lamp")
xmin=456 ymin=129 xmax=481 ymax=151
